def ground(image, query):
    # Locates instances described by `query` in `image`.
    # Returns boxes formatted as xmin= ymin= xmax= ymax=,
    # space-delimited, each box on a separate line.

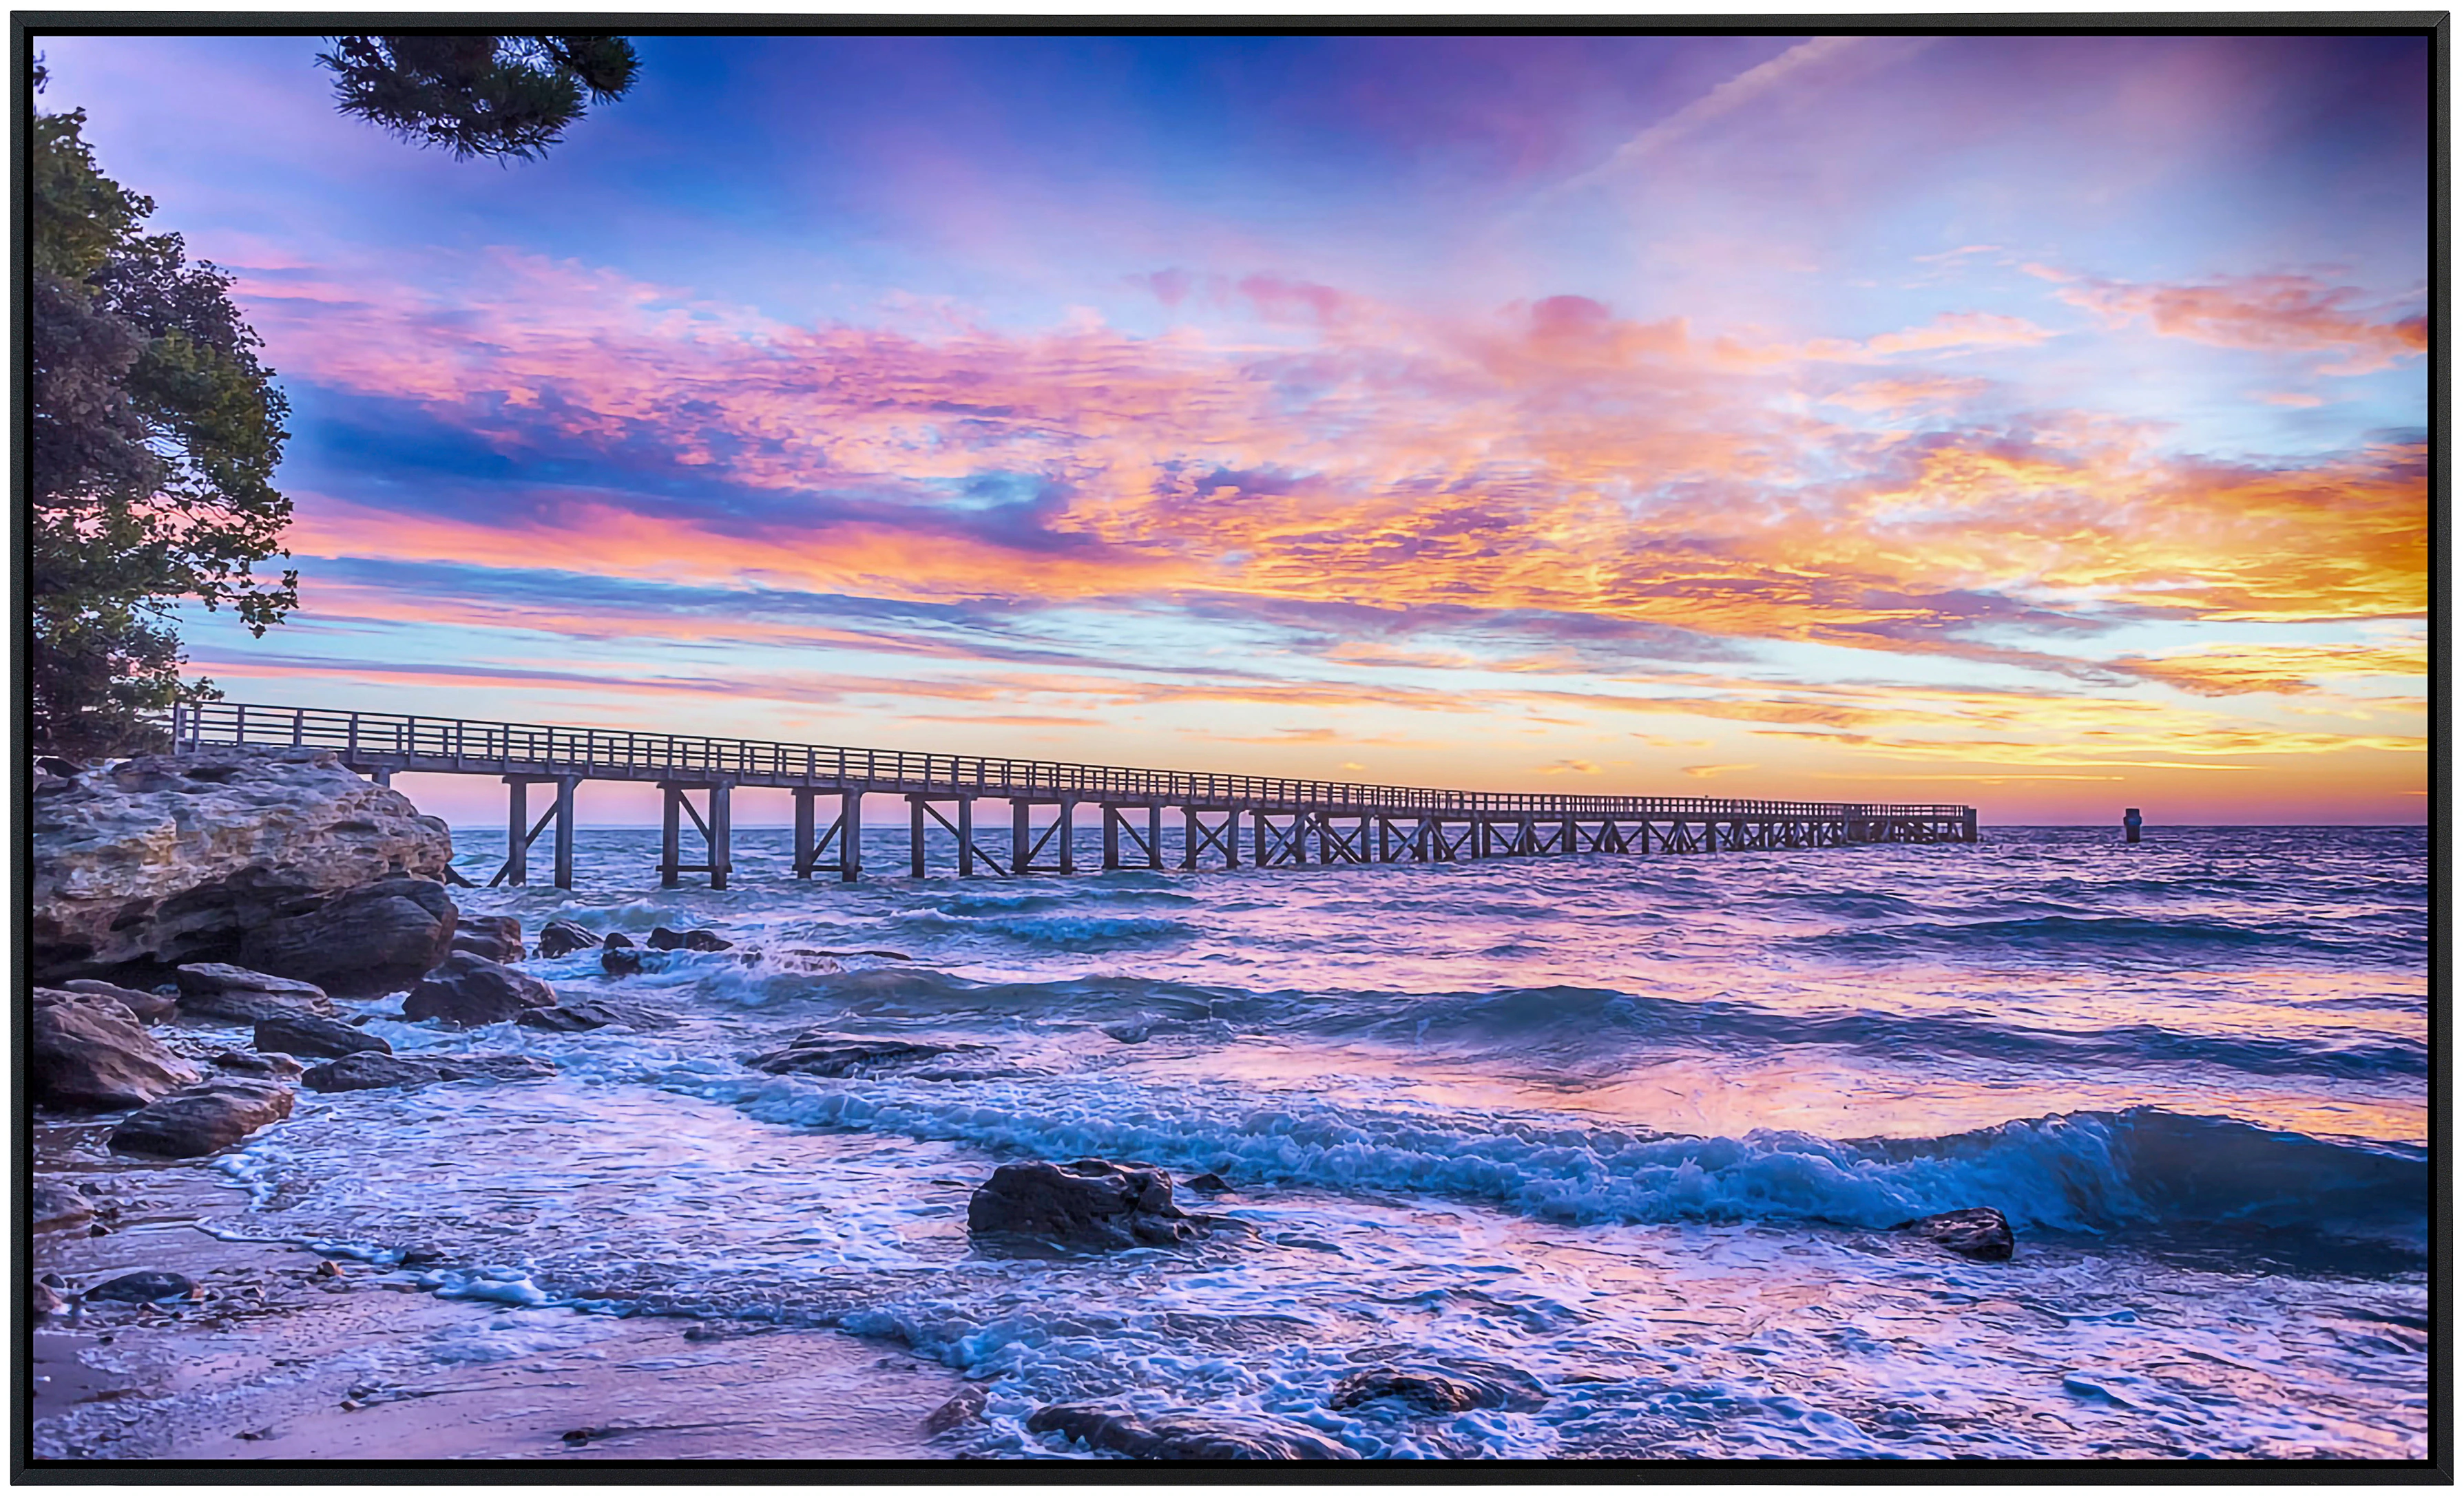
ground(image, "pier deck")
xmin=169 ymin=702 xmax=1978 ymax=889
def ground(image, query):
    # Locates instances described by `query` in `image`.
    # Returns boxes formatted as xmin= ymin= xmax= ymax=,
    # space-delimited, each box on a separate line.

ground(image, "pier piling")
xmin=660 ymin=786 xmax=682 ymax=889
xmin=554 ymin=776 xmax=577 ymax=888
xmin=837 ymin=790 xmax=859 ymax=881
xmin=505 ymin=778 xmax=529 ymax=887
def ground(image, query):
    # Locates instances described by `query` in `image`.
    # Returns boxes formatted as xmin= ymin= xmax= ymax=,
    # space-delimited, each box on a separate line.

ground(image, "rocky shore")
xmin=30 ymin=744 xmax=2022 ymax=1463
xmin=25 ymin=746 xmax=961 ymax=1460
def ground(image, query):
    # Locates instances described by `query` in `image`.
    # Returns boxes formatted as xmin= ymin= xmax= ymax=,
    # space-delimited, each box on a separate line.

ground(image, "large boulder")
xmin=1025 ymin=1405 xmax=1357 ymax=1460
xmin=174 ymin=963 xmax=334 ymax=1022
xmin=450 ymin=914 xmax=523 ymax=964
xmin=31 ymin=745 xmax=452 ymax=982
xmin=401 ymin=953 xmax=559 ymax=1027
xmin=254 ymin=1012 xmax=390 ymax=1060
xmin=968 ymin=1159 xmax=1199 ymax=1250
xmin=29 ymin=988 xmax=200 ymax=1110
xmin=59 ymin=978 xmax=178 ymax=1023
xmin=106 ymin=1077 xmax=293 ymax=1158
xmin=238 ymin=876 xmax=458 ymax=997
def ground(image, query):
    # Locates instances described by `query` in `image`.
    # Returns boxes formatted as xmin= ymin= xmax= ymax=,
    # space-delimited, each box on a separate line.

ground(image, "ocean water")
xmin=209 ymin=824 xmax=2427 ymax=1460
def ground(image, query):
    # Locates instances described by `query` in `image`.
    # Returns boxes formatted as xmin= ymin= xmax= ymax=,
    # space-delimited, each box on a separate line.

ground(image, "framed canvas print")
xmin=15 ymin=14 xmax=2443 ymax=1476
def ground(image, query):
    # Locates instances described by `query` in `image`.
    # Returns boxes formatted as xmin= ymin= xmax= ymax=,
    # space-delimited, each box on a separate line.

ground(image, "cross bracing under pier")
xmin=169 ymin=701 xmax=1980 ymax=890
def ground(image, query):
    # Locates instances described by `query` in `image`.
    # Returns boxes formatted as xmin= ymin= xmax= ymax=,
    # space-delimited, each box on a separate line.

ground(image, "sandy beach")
xmin=30 ymin=1120 xmax=965 ymax=1463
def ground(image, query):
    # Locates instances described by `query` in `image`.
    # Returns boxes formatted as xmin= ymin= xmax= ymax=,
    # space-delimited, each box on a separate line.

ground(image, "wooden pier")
xmin=169 ymin=702 xmax=1980 ymax=890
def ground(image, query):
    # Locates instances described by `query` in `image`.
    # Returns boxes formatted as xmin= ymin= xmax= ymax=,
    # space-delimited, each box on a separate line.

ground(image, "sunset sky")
xmin=39 ymin=32 xmax=2430 ymax=824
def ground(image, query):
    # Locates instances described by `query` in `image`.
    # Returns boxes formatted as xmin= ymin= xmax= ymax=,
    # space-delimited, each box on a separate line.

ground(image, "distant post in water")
xmin=2124 ymin=808 xmax=2142 ymax=844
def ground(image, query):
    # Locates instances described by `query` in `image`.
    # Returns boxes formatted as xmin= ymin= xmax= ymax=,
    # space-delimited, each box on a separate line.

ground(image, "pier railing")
xmin=168 ymin=700 xmax=1969 ymax=822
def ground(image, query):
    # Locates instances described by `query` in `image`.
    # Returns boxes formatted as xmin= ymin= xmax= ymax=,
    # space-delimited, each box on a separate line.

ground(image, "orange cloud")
xmin=2111 ymin=640 xmax=2428 ymax=697
xmin=241 ymin=251 xmax=2424 ymax=655
xmin=193 ymin=244 xmax=2426 ymax=821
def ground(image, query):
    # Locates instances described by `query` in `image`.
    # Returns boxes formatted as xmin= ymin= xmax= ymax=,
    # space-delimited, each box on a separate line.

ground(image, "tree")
xmin=29 ymin=63 xmax=295 ymax=757
xmin=316 ymin=34 xmax=640 ymax=162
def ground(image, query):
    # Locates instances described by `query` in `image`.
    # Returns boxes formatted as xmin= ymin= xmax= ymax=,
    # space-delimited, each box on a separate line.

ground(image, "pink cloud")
xmin=2027 ymin=266 xmax=2427 ymax=374
xmin=228 ymin=247 xmax=2425 ymax=664
xmin=1792 ymin=312 xmax=2054 ymax=364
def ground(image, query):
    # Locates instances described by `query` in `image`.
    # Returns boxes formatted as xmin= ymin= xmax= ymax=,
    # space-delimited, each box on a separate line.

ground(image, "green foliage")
xmin=317 ymin=34 xmax=640 ymax=162
xmin=29 ymin=63 xmax=295 ymax=757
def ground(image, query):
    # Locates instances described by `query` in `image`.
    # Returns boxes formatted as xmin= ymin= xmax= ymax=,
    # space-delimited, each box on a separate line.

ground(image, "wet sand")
xmin=29 ymin=1124 xmax=967 ymax=1464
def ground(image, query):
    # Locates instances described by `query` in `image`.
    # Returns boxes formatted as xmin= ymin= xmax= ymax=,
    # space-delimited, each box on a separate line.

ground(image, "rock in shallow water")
xmin=300 ymin=1053 xmax=444 ymax=1091
xmin=968 ymin=1159 xmax=1200 ymax=1250
xmin=174 ymin=963 xmax=335 ymax=1022
xmin=107 ymin=1077 xmax=293 ymax=1158
xmin=301 ymin=1051 xmax=556 ymax=1092
xmin=747 ymin=948 xmax=845 ymax=974
xmin=647 ymin=926 xmax=732 ymax=952
xmin=83 ymin=1270 xmax=203 ymax=1304
xmin=923 ymin=1385 xmax=989 ymax=1435
xmin=745 ymin=1032 xmax=972 ymax=1077
xmin=254 ymin=1011 xmax=390 ymax=1060
xmin=30 ymin=745 xmax=452 ymax=982
xmin=1329 ymin=1362 xmax=1550 ymax=1413
xmin=212 ymin=1048 xmax=304 ymax=1079
xmin=600 ymin=946 xmax=649 ymax=977
xmin=516 ymin=998 xmax=681 ymax=1033
xmin=439 ymin=1054 xmax=558 ymax=1082
xmin=534 ymin=919 xmax=597 ymax=959
xmin=448 ymin=914 xmax=523 ymax=964
xmin=1893 ymin=1206 xmax=2015 ymax=1261
xmin=1025 ymin=1404 xmax=1357 ymax=1460
xmin=403 ymin=953 xmax=559 ymax=1027
xmin=30 ymin=988 xmax=200 ymax=1110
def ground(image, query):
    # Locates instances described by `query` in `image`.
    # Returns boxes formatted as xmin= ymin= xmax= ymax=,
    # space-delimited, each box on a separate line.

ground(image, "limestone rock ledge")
xmin=31 ymin=745 xmax=454 ymax=985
